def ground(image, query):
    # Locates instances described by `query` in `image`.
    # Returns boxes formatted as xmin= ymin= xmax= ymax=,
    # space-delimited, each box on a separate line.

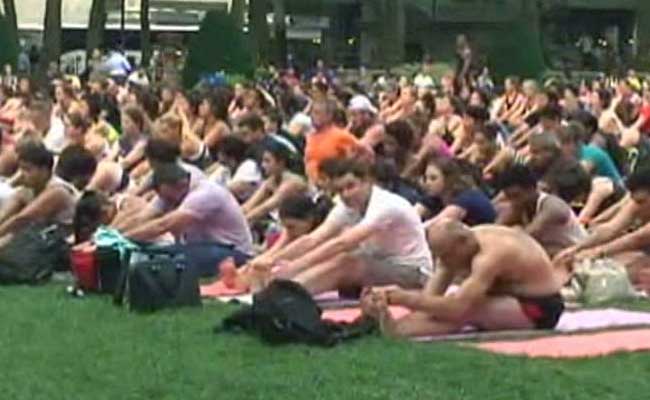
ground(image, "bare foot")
xmin=372 ymin=292 xmax=399 ymax=337
xmin=361 ymin=288 xmax=380 ymax=319
xmin=249 ymin=263 xmax=272 ymax=293
xmin=220 ymin=259 xmax=250 ymax=292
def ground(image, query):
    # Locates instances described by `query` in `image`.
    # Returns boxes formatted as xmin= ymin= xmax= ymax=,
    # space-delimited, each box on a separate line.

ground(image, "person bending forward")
xmin=363 ymin=220 xmax=567 ymax=338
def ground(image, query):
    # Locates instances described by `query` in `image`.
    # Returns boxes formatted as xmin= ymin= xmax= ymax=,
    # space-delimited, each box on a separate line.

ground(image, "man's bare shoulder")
xmin=473 ymin=225 xmax=545 ymax=258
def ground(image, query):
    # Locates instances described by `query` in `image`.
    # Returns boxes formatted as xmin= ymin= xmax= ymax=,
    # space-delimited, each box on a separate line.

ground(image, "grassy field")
xmin=2 ymin=285 xmax=650 ymax=400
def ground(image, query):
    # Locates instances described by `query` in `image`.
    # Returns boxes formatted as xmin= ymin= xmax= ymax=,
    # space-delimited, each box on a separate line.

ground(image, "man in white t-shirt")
xmin=253 ymin=158 xmax=433 ymax=295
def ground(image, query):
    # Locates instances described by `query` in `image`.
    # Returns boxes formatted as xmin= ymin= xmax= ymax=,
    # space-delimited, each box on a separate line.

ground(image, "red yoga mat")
xmin=474 ymin=329 xmax=650 ymax=359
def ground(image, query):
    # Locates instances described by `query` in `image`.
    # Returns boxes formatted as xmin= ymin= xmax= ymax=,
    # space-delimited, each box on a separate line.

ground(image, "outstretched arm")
xmin=388 ymin=258 xmax=495 ymax=322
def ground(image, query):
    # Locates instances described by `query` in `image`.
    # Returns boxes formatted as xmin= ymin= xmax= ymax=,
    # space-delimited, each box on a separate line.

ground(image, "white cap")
xmin=348 ymin=95 xmax=378 ymax=114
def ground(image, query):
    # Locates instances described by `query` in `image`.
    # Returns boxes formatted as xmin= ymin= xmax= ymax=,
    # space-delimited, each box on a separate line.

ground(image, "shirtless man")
xmin=362 ymin=220 xmax=566 ymax=338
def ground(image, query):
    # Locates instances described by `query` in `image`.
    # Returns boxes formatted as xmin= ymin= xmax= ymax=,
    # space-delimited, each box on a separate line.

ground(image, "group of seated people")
xmin=0 ymin=67 xmax=649 ymax=338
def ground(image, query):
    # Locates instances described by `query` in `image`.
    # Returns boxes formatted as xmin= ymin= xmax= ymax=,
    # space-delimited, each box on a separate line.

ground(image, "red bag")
xmin=70 ymin=243 xmax=99 ymax=291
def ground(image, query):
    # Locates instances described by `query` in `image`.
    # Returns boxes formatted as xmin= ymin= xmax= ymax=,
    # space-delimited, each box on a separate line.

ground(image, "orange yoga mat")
xmin=474 ymin=329 xmax=650 ymax=359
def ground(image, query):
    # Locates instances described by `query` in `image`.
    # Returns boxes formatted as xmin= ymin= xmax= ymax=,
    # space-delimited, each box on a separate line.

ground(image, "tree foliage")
xmin=182 ymin=10 xmax=254 ymax=88
xmin=0 ymin=13 xmax=18 ymax=68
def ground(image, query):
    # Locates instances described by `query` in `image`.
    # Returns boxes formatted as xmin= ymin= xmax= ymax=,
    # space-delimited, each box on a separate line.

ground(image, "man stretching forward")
xmin=363 ymin=220 xmax=566 ymax=338
xmin=251 ymin=158 xmax=433 ymax=294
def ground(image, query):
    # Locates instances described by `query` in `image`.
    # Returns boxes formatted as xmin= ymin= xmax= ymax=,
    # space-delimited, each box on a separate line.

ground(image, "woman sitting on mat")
xmin=242 ymin=140 xmax=307 ymax=224
xmin=416 ymin=156 xmax=496 ymax=226
xmin=221 ymin=194 xmax=331 ymax=291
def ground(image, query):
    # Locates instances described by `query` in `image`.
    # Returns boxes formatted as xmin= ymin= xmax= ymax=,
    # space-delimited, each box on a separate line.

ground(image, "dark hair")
xmin=264 ymin=139 xmax=292 ymax=167
xmin=145 ymin=137 xmax=180 ymax=163
xmin=463 ymin=105 xmax=489 ymax=123
xmin=83 ymin=92 xmax=103 ymax=122
xmin=479 ymin=123 xmax=499 ymax=141
xmin=420 ymin=92 xmax=436 ymax=116
xmin=122 ymin=104 xmax=148 ymax=132
xmin=373 ymin=159 xmax=400 ymax=186
xmin=542 ymin=160 xmax=591 ymax=203
xmin=203 ymin=90 xmax=230 ymax=120
xmin=279 ymin=193 xmax=331 ymax=226
xmin=66 ymin=111 xmax=91 ymax=132
xmin=216 ymin=135 xmax=248 ymax=165
xmin=627 ymin=167 xmax=650 ymax=192
xmin=385 ymin=120 xmax=414 ymax=150
xmin=558 ymin=122 xmax=587 ymax=146
xmin=238 ymin=112 xmax=265 ymax=132
xmin=497 ymin=165 xmax=538 ymax=191
xmin=543 ymin=88 xmax=560 ymax=106
xmin=265 ymin=108 xmax=283 ymax=131
xmin=73 ymin=191 xmax=110 ymax=244
xmin=319 ymin=157 xmax=370 ymax=180
xmin=427 ymin=157 xmax=475 ymax=198
xmin=569 ymin=111 xmax=598 ymax=137
xmin=183 ymin=90 xmax=203 ymax=115
xmin=597 ymin=89 xmax=612 ymax=109
xmin=56 ymin=145 xmax=97 ymax=185
xmin=16 ymin=140 xmax=54 ymax=170
xmin=538 ymin=104 xmax=562 ymax=122
xmin=132 ymin=86 xmax=159 ymax=121
xmin=152 ymin=162 xmax=190 ymax=188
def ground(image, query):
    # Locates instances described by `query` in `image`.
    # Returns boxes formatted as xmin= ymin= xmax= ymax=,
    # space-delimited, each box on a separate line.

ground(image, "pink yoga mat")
xmin=200 ymin=280 xmax=248 ymax=297
xmin=474 ymin=329 xmax=650 ymax=359
xmin=322 ymin=307 xmax=650 ymax=332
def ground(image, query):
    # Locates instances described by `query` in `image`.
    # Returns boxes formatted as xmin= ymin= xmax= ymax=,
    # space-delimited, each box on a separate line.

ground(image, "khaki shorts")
xmin=355 ymin=253 xmax=430 ymax=289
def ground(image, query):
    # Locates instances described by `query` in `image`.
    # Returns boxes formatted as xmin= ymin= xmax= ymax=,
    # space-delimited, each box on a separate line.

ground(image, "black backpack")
xmin=0 ymin=224 xmax=69 ymax=284
xmin=218 ymin=280 xmax=376 ymax=346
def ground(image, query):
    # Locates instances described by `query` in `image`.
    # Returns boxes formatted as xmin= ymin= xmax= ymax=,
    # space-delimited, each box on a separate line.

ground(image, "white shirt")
xmin=231 ymin=159 xmax=262 ymax=184
xmin=44 ymin=115 xmax=66 ymax=154
xmin=326 ymin=186 xmax=433 ymax=275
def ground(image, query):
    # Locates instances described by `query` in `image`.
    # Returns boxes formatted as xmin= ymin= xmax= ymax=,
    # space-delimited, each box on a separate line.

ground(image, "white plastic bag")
xmin=570 ymin=258 xmax=637 ymax=304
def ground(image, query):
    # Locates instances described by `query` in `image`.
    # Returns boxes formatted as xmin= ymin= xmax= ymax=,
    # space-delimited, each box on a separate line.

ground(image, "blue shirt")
xmin=451 ymin=189 xmax=496 ymax=226
xmin=421 ymin=189 xmax=496 ymax=226
xmin=579 ymin=145 xmax=622 ymax=183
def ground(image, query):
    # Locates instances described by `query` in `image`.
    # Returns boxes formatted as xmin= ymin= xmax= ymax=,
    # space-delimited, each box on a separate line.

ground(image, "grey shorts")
xmin=356 ymin=253 xmax=430 ymax=289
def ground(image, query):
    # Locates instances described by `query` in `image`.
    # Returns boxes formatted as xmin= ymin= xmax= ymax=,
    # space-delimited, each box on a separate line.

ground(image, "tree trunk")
xmin=249 ymin=0 xmax=270 ymax=66
xmin=2 ymin=0 xmax=18 ymax=55
xmin=140 ymin=0 xmax=151 ymax=68
xmin=271 ymin=0 xmax=287 ymax=68
xmin=86 ymin=0 xmax=107 ymax=60
xmin=39 ymin=0 xmax=62 ymax=80
xmin=230 ymin=0 xmax=245 ymax=30
xmin=382 ymin=0 xmax=405 ymax=67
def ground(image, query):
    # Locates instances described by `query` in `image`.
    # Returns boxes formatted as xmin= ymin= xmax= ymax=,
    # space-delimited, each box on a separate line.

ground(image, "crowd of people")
xmin=0 ymin=57 xmax=649 ymax=338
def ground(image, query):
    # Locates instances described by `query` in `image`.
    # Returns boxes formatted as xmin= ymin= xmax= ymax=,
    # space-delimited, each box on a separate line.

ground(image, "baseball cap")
xmin=348 ymin=95 xmax=378 ymax=114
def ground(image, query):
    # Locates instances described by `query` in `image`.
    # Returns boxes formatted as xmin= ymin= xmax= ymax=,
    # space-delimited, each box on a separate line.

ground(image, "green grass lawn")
xmin=2 ymin=285 xmax=650 ymax=400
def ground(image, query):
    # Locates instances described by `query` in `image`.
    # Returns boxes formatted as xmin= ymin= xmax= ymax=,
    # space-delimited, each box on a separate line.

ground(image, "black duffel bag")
xmin=114 ymin=247 xmax=201 ymax=313
xmin=0 ymin=223 xmax=69 ymax=284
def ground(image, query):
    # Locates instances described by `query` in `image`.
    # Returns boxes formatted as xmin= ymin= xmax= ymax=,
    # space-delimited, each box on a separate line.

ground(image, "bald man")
xmin=362 ymin=220 xmax=567 ymax=338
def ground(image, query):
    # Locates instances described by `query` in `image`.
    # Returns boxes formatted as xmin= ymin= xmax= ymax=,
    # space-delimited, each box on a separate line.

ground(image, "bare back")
xmin=472 ymin=226 xmax=563 ymax=298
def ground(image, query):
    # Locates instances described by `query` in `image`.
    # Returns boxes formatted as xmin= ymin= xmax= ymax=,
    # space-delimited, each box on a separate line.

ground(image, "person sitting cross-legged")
xmin=362 ymin=219 xmax=567 ymax=338
xmin=251 ymin=157 xmax=433 ymax=295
